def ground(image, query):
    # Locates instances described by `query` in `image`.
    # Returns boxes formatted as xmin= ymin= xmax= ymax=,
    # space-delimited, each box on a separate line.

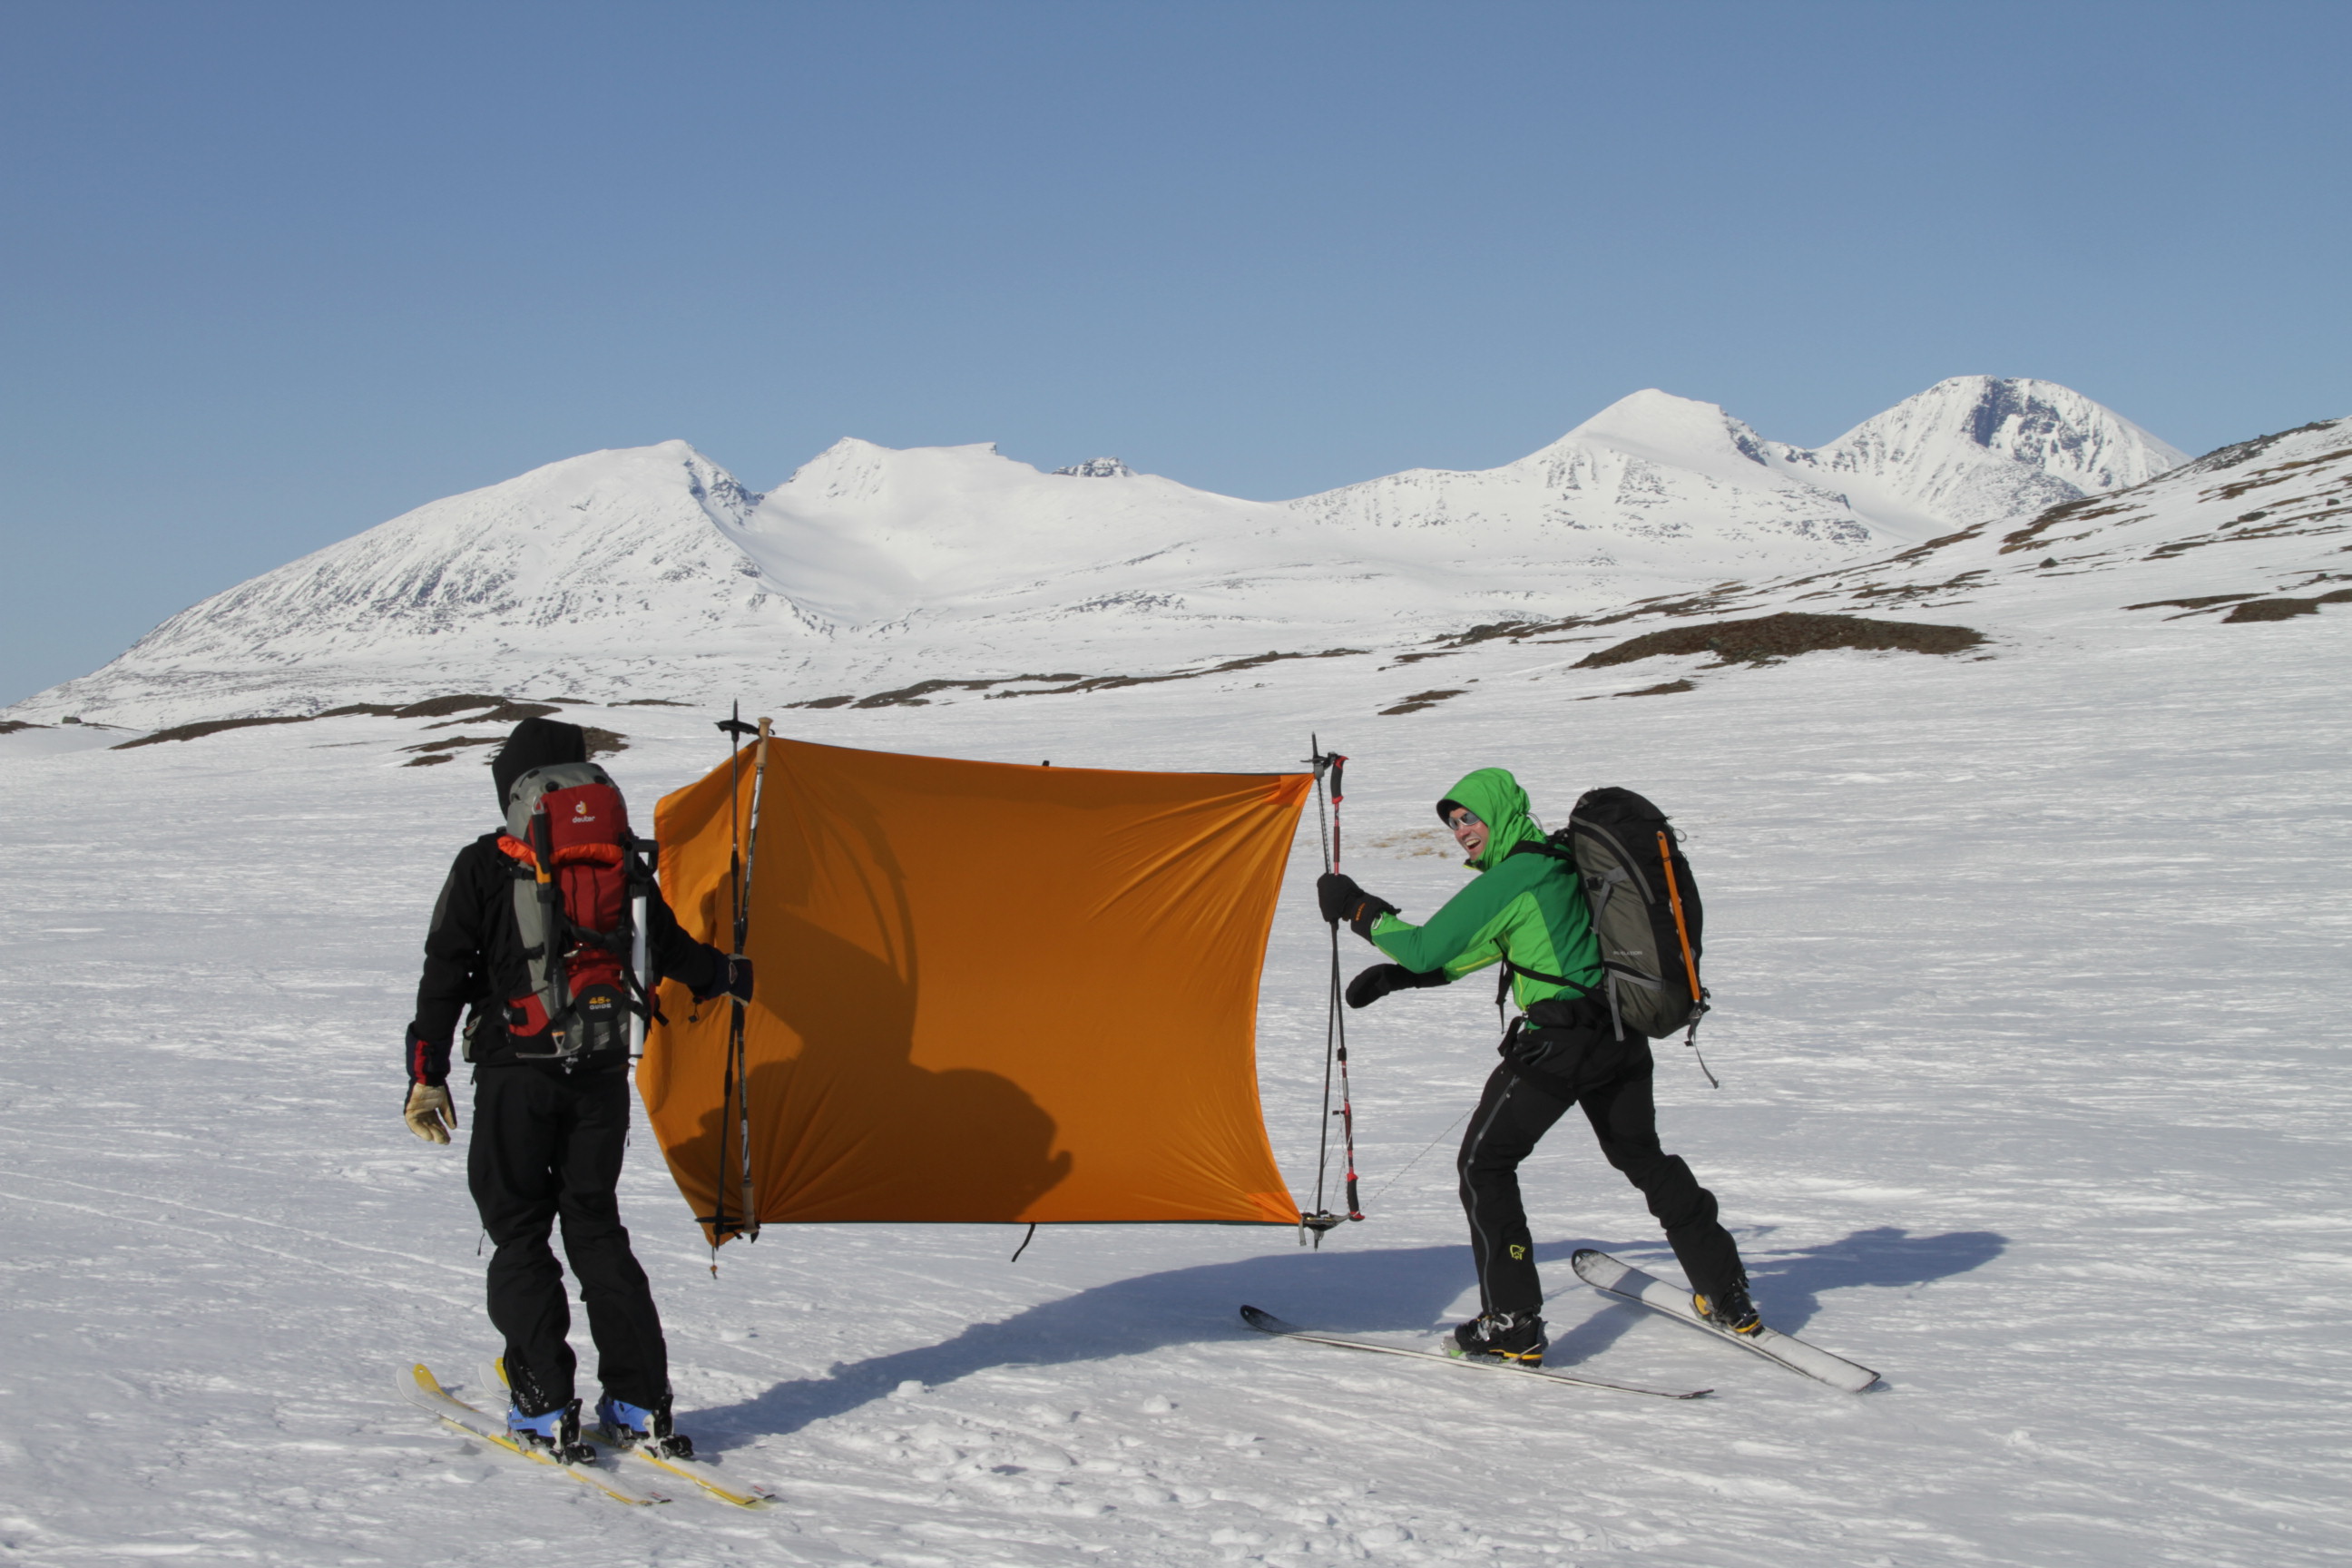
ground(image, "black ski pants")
xmin=468 ymin=1063 xmax=668 ymax=1413
xmin=1455 ymin=1037 xmax=1744 ymax=1318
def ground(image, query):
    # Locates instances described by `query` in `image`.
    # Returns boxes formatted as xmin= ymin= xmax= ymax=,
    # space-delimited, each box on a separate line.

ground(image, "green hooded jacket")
xmin=1367 ymin=767 xmax=1602 ymax=1009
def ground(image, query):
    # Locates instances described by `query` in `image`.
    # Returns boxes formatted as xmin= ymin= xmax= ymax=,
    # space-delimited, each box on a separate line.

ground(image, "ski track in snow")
xmin=1 ymin=616 xmax=2347 ymax=1566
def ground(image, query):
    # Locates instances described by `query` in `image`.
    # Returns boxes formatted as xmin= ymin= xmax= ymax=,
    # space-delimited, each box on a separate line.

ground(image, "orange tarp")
xmin=640 ymin=737 xmax=1310 ymax=1235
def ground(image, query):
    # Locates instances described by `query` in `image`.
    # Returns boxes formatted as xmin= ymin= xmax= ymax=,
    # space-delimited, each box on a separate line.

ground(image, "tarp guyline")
xmin=639 ymin=736 xmax=1312 ymax=1237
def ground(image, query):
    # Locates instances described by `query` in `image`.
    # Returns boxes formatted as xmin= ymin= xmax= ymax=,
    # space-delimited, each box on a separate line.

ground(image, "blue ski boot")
xmin=596 ymin=1392 xmax=693 ymax=1459
xmin=507 ymin=1397 xmax=594 ymax=1464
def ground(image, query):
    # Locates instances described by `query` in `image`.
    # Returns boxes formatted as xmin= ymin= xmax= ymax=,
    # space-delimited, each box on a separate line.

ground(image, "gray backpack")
xmin=1519 ymin=787 xmax=1708 ymax=1047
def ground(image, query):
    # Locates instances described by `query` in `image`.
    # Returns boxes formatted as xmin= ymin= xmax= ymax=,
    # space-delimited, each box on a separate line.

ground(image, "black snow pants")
xmin=468 ymin=1062 xmax=668 ymax=1414
xmin=1455 ymin=1021 xmax=1744 ymax=1319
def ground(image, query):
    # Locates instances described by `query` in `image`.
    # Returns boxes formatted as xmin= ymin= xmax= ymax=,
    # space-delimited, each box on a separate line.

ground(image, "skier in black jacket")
xmin=400 ymin=717 xmax=750 ymax=1459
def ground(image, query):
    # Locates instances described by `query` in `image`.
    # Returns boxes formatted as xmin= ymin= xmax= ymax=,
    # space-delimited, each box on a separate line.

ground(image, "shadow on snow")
xmin=695 ymin=1223 xmax=2003 ymax=1446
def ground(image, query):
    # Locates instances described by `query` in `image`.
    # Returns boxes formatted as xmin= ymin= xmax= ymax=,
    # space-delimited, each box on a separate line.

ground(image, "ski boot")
xmin=1693 ymin=1280 xmax=1762 ymax=1336
xmin=595 ymin=1392 xmax=693 ymax=1460
xmin=508 ymin=1397 xmax=595 ymax=1464
xmin=1446 ymin=1309 xmax=1548 ymax=1366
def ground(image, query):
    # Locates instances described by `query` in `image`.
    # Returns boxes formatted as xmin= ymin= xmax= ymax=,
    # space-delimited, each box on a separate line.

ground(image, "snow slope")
xmin=11 ymin=379 xmax=2183 ymax=729
xmin=0 ymin=416 xmax=2347 ymax=1563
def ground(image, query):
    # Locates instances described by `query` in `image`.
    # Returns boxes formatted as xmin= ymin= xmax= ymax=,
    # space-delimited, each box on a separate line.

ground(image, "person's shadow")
xmin=1541 ymin=1225 xmax=2008 ymax=1365
xmin=691 ymin=1223 xmax=2005 ymax=1446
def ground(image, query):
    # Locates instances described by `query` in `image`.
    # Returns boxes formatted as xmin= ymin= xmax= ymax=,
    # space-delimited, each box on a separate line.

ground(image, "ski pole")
xmin=1329 ymin=750 xmax=1360 ymax=1223
xmin=1302 ymin=739 xmax=1335 ymax=1245
xmin=731 ymin=718 xmax=773 ymax=1240
xmin=703 ymin=704 xmax=756 ymax=1263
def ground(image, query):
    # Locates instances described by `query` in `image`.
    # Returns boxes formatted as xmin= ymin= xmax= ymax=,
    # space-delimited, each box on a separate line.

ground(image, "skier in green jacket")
xmin=1317 ymin=766 xmax=1756 ymax=1366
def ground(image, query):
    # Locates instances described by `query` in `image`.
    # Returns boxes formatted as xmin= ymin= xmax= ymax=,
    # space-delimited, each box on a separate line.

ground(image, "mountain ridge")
xmin=11 ymin=378 xmax=2210 ymax=727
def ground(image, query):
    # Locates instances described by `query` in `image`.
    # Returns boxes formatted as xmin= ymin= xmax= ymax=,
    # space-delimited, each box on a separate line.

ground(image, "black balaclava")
xmin=492 ymin=717 xmax=588 ymax=813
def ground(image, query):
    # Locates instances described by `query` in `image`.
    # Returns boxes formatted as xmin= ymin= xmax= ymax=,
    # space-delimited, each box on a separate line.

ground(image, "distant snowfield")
xmin=2 ymin=573 xmax=2347 ymax=1565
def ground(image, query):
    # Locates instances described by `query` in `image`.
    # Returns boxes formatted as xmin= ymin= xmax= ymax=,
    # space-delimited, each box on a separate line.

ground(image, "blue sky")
xmin=3 ymin=1 xmax=2346 ymax=704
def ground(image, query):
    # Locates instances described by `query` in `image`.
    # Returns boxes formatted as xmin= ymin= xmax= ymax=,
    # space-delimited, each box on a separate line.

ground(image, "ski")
xmin=482 ymin=1358 xmax=776 ymax=1510
xmin=397 ymin=1363 xmax=667 ymax=1505
xmin=1571 ymin=1250 xmax=1881 ymax=1393
xmin=581 ymin=1428 xmax=777 ymax=1509
xmin=1239 ymin=1306 xmax=1711 ymax=1399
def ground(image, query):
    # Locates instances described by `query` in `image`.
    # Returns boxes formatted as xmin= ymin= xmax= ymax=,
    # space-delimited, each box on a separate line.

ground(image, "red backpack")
xmin=492 ymin=762 xmax=658 ymax=1062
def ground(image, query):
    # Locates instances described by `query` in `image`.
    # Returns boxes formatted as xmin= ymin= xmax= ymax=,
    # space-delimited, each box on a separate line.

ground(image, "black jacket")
xmin=407 ymin=830 xmax=729 ymax=1083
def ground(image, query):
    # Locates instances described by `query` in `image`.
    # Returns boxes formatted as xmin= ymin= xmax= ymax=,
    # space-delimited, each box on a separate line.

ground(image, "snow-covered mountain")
xmin=58 ymin=441 xmax=789 ymax=716
xmin=11 ymin=378 xmax=2191 ymax=727
xmin=1364 ymin=407 xmax=2347 ymax=700
xmin=1761 ymin=376 xmax=2187 ymax=536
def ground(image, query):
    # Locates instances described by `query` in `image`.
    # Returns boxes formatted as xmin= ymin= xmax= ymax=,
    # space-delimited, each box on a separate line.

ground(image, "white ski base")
xmin=1571 ymin=1250 xmax=1881 ymax=1393
xmin=1240 ymin=1306 xmax=1711 ymax=1399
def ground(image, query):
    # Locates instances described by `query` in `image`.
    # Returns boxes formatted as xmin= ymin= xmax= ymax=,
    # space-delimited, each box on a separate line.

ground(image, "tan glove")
xmin=403 ymin=1083 xmax=458 ymax=1144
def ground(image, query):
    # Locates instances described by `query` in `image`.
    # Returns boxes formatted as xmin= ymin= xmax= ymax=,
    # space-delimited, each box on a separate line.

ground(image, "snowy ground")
xmin=2 ymin=607 xmax=2347 ymax=1567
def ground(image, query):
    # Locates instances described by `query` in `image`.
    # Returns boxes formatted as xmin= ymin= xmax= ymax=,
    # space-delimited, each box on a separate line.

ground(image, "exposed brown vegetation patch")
xmin=2000 ymin=496 xmax=2141 ymax=554
xmin=422 ymin=701 xmax=560 ymax=728
xmin=2142 ymin=518 xmax=2339 ymax=560
xmin=1882 ymin=524 xmax=1991 ymax=564
xmin=1617 ymin=680 xmax=1694 ymax=697
xmin=856 ymin=678 xmax=1012 ymax=709
xmin=2206 ymin=446 xmax=2352 ymax=502
xmin=1575 ymin=612 xmax=1985 ymax=670
xmin=610 ymin=698 xmax=689 ymax=707
xmin=403 ymin=728 xmax=626 ymax=764
xmin=1845 ymin=571 xmax=1988 ymax=604
xmin=2221 ymin=590 xmax=2352 ymax=623
xmin=1434 ymin=587 xmax=1759 ymax=652
xmin=1379 ymin=688 xmax=1468 ymax=716
xmin=106 ymin=694 xmax=600 ymax=757
xmin=0 ymin=720 xmax=45 ymax=735
xmin=114 ymin=715 xmax=317 ymax=750
xmin=1022 ymin=648 xmax=1367 ymax=695
xmin=394 ymin=693 xmax=531 ymax=720
xmin=2124 ymin=593 xmax=2260 ymax=612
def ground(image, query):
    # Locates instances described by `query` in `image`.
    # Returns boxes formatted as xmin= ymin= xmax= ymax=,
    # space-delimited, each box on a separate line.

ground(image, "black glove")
xmin=1316 ymin=872 xmax=1398 ymax=938
xmin=691 ymin=953 xmax=757 ymax=1004
xmin=1316 ymin=872 xmax=1363 ymax=924
xmin=1345 ymin=963 xmax=1452 ymax=1009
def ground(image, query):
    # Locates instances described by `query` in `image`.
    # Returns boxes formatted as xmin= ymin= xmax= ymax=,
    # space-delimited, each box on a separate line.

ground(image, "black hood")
xmin=492 ymin=718 xmax=587 ymax=812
